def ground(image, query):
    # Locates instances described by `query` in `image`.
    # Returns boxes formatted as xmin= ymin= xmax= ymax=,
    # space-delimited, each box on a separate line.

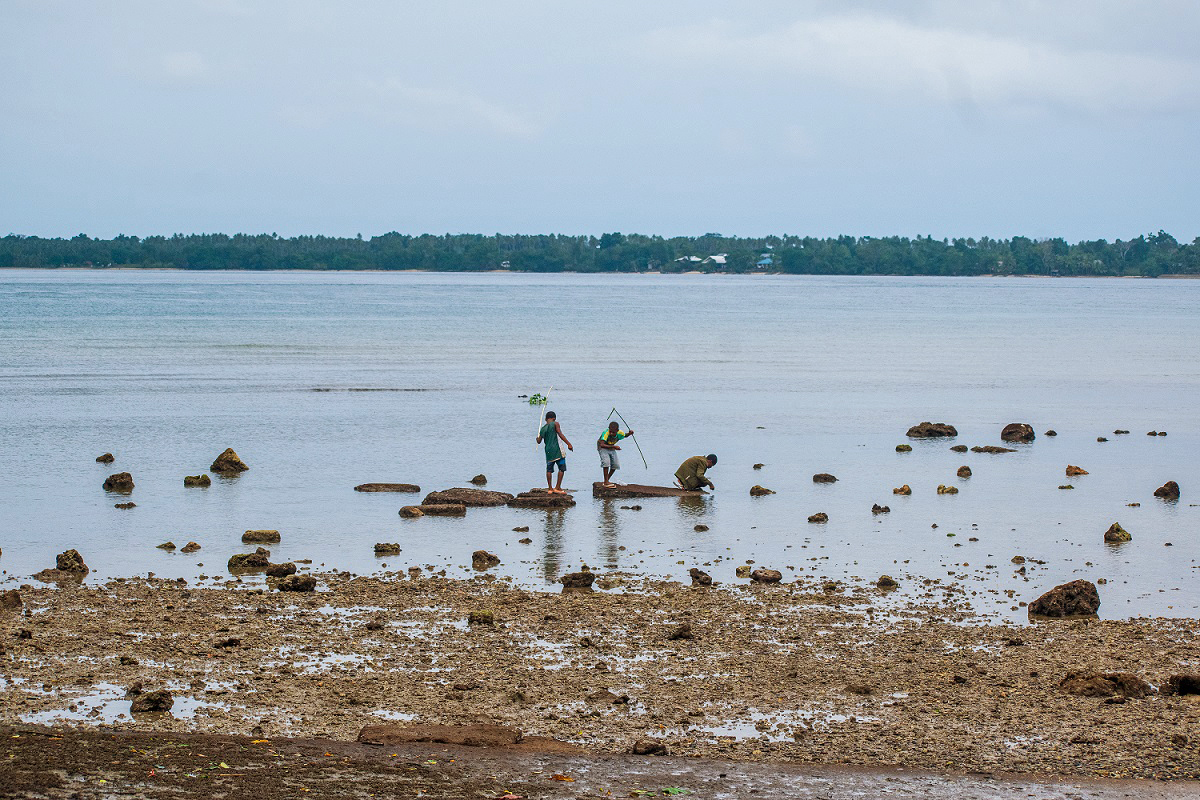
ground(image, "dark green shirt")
xmin=540 ymin=422 xmax=563 ymax=463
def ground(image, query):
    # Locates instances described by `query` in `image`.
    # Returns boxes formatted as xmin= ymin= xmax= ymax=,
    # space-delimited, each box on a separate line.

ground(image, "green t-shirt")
xmin=540 ymin=422 xmax=563 ymax=462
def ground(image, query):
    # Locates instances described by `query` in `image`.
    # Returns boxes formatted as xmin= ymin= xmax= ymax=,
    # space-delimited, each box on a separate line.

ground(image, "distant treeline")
xmin=1 ymin=230 xmax=1196 ymax=276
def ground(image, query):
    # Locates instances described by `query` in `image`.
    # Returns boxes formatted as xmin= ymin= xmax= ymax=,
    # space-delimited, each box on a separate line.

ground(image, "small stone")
xmin=228 ymin=547 xmax=271 ymax=572
xmin=693 ymin=524 xmax=709 ymax=532
xmin=734 ymin=565 xmax=752 ymax=578
xmin=936 ymin=484 xmax=959 ymax=494
xmin=242 ymin=530 xmax=281 ymax=543
xmin=518 ymin=537 xmax=532 ymax=544
xmin=214 ymin=636 xmax=241 ymax=649
xmin=184 ymin=474 xmax=211 ymax=488
xmin=957 ymin=466 xmax=971 ymax=478
xmin=892 ymin=485 xmax=911 ymax=495
xmin=752 ymin=463 xmax=764 ymax=470
xmin=157 ymin=541 xmax=176 ymax=550
xmin=560 ymin=570 xmax=595 ymax=590
xmin=906 ymin=422 xmax=958 ymax=438
xmin=512 ymin=526 xmax=530 ymax=532
xmin=471 ymin=550 xmax=501 ymax=570
xmin=113 ymin=502 xmax=136 ymax=509
xmin=807 ymin=512 xmax=828 ymax=523
xmin=467 ymin=610 xmax=495 ymax=626
xmin=950 ymin=445 xmax=969 ymax=453
xmin=896 ymin=444 xmax=912 ymax=452
xmin=812 ymin=473 xmax=837 ymax=483
xmin=96 ymin=453 xmax=115 ymax=463
xmin=56 ymin=549 xmax=88 ymax=574
xmin=469 ymin=474 xmax=488 ymax=485
xmin=1065 ymin=465 xmax=1089 ymax=476
xmin=1097 ymin=437 xmax=1108 ymax=442
xmin=1044 ymin=430 xmax=1057 ymax=436
xmin=1059 ymin=485 xmax=1075 ymax=490
xmin=845 ymin=684 xmax=873 ymax=695
xmin=749 ymin=485 xmax=775 ymax=496
xmin=1103 ymin=522 xmax=1131 ymax=543
xmin=871 ymin=504 xmax=890 ymax=514
xmin=1000 ymin=423 xmax=1035 ymax=442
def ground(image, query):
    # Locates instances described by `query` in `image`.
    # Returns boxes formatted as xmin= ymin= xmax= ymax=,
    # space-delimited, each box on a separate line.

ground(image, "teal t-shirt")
xmin=540 ymin=422 xmax=563 ymax=462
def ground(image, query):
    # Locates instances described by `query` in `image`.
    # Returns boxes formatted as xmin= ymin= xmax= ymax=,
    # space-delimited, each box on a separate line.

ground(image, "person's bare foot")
xmin=602 ymin=482 xmax=616 ymax=488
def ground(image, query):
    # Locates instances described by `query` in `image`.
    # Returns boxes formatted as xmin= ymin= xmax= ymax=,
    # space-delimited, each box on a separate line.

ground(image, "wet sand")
xmin=3 ymin=573 xmax=1199 ymax=785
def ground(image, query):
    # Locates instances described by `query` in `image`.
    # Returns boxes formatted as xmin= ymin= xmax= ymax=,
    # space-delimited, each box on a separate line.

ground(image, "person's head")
xmin=608 ymin=421 xmax=620 ymax=433
xmin=706 ymin=454 xmax=718 ymax=467
xmin=544 ymin=411 xmax=556 ymax=421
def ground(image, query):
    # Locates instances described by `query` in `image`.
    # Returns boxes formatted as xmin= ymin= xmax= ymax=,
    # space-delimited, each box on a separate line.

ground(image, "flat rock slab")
xmin=592 ymin=482 xmax=706 ymax=498
xmin=508 ymin=489 xmax=577 ymax=509
xmin=355 ymin=483 xmax=421 ymax=493
xmin=423 ymin=488 xmax=515 ymax=506
xmin=359 ymin=723 xmax=522 ymax=747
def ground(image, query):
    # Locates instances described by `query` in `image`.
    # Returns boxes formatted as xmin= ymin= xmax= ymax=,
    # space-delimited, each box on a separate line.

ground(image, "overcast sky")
xmin=2 ymin=1 xmax=1197 ymax=241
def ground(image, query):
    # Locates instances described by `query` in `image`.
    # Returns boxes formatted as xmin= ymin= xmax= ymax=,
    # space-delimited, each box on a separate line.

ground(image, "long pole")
xmin=608 ymin=407 xmax=647 ymax=469
xmin=534 ymin=387 xmax=552 ymax=450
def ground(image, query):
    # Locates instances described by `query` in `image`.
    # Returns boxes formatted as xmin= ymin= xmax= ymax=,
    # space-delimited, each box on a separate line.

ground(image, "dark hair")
xmin=608 ymin=421 xmax=619 ymax=429
xmin=545 ymin=411 xmax=556 ymax=419
xmin=706 ymin=454 xmax=718 ymax=464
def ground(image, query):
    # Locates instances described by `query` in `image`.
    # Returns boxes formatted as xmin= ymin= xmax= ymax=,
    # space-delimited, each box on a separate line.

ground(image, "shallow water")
xmin=1 ymin=270 xmax=1197 ymax=621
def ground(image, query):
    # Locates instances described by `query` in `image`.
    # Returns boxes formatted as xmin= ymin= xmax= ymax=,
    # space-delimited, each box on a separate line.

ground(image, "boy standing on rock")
xmin=536 ymin=411 xmax=573 ymax=493
xmin=597 ymin=421 xmax=633 ymax=487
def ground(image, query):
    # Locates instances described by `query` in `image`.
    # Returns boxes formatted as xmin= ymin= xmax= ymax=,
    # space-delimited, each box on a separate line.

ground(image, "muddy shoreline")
xmin=2 ymin=574 xmax=1199 ymax=783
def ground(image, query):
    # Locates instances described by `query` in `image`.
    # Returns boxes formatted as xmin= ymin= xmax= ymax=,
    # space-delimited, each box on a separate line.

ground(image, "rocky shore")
xmin=2 ymin=573 xmax=1198 ymax=782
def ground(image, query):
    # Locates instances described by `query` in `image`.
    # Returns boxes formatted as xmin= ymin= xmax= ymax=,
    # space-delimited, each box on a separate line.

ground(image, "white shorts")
xmin=598 ymin=449 xmax=619 ymax=470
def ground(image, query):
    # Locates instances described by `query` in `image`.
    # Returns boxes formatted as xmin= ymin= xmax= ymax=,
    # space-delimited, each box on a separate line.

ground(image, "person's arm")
xmin=697 ymin=462 xmax=714 ymax=489
xmin=598 ymin=433 xmax=615 ymax=450
xmin=556 ymin=421 xmax=573 ymax=450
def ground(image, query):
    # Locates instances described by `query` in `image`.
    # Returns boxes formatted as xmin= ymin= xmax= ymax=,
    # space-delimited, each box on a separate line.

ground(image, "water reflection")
xmin=540 ymin=510 xmax=567 ymax=581
xmin=598 ymin=500 xmax=622 ymax=569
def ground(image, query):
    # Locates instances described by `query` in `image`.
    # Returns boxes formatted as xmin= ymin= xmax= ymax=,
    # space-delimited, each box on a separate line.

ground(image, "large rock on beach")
xmin=509 ymin=490 xmax=576 ymax=509
xmin=1163 ymin=675 xmax=1200 ymax=695
xmin=355 ymin=483 xmax=421 ymax=493
xmin=56 ymin=549 xmax=88 ymax=574
xmin=812 ymin=473 xmax=837 ymax=483
xmin=1154 ymin=481 xmax=1180 ymax=501
xmin=906 ymin=422 xmax=958 ymax=438
xmin=210 ymin=448 xmax=248 ymax=473
xmin=103 ymin=472 xmax=134 ymax=492
xmin=689 ymin=567 xmax=712 ymax=586
xmin=1029 ymin=579 xmax=1101 ymax=618
xmin=1 ymin=590 xmax=22 ymax=612
xmin=1059 ymin=671 xmax=1153 ymax=699
xmin=265 ymin=562 xmax=297 ymax=578
xmin=422 ymin=488 xmax=514 ymax=507
xmin=228 ymin=547 xmax=271 ymax=572
xmin=276 ymin=574 xmax=317 ymax=592
xmin=242 ymin=530 xmax=281 ymax=543
xmin=130 ymin=689 xmax=174 ymax=713
xmin=472 ymin=550 xmax=501 ymax=570
xmin=1104 ymin=522 xmax=1132 ymax=543
xmin=560 ymin=570 xmax=595 ymax=590
xmin=750 ymin=568 xmax=782 ymax=584
xmin=1001 ymin=423 xmax=1035 ymax=442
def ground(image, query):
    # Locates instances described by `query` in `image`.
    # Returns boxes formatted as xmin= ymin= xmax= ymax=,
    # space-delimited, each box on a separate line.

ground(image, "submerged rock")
xmin=130 ymin=689 xmax=174 ymax=713
xmin=957 ymin=466 xmax=972 ymax=478
xmin=355 ymin=483 xmax=421 ymax=493
xmin=1001 ymin=423 xmax=1035 ymax=442
xmin=374 ymin=542 xmax=401 ymax=556
xmin=1097 ymin=437 xmax=1108 ymax=442
xmin=1059 ymin=485 xmax=1075 ymax=490
xmin=1066 ymin=465 xmax=1089 ymax=476
xmin=422 ymin=488 xmax=513 ymax=507
xmin=1114 ymin=429 xmax=1130 ymax=435
xmin=689 ymin=567 xmax=712 ymax=586
xmin=1059 ymin=671 xmax=1152 ymax=699
xmin=895 ymin=444 xmax=912 ymax=452
xmin=184 ymin=474 xmax=211 ymax=488
xmin=560 ymin=570 xmax=595 ymax=590
xmin=808 ymin=512 xmax=828 ymax=523
xmin=693 ymin=524 xmax=709 ymax=532
xmin=103 ymin=472 xmax=134 ymax=492
xmin=734 ymin=565 xmax=752 ymax=578
xmin=157 ymin=541 xmax=176 ymax=550
xmin=399 ymin=506 xmax=425 ymax=518
xmin=950 ymin=444 xmax=969 ymax=453
xmin=1029 ymin=579 xmax=1101 ymax=618
xmin=812 ymin=473 xmax=837 ymax=483
xmin=892 ymin=485 xmax=912 ymax=495
xmin=937 ymin=484 xmax=959 ymax=495
xmin=1045 ymin=429 xmax=1057 ymax=436
xmin=242 ymin=530 xmax=281 ymax=543
xmin=1154 ymin=480 xmax=1180 ymax=501
xmin=472 ymin=550 xmax=501 ymax=570
xmin=750 ymin=568 xmax=782 ymax=584
xmin=1104 ymin=522 xmax=1132 ymax=543
xmin=906 ymin=421 xmax=958 ymax=438
xmin=180 ymin=542 xmax=201 ymax=553
xmin=228 ymin=547 xmax=271 ymax=572
xmin=752 ymin=463 xmax=764 ymax=470
xmin=971 ymin=446 xmax=1016 ymax=453
xmin=749 ymin=485 xmax=775 ymax=496
xmin=210 ymin=448 xmax=248 ymax=473
xmin=96 ymin=453 xmax=114 ymax=463
xmin=113 ymin=502 xmax=136 ymax=509
xmin=871 ymin=504 xmax=890 ymax=514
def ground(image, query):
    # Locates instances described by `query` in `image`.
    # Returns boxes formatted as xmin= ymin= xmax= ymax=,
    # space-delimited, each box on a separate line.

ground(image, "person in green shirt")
xmin=597 ymin=421 xmax=634 ymax=487
xmin=674 ymin=454 xmax=717 ymax=491
xmin=536 ymin=411 xmax=574 ymax=493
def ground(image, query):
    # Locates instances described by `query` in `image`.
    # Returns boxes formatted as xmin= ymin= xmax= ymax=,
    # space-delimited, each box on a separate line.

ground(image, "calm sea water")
xmin=1 ymin=270 xmax=1197 ymax=621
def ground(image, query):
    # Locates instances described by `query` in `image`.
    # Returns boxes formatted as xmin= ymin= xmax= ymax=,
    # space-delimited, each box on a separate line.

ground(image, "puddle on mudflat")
xmin=677 ymin=708 xmax=880 ymax=743
xmin=18 ymin=682 xmax=229 ymax=725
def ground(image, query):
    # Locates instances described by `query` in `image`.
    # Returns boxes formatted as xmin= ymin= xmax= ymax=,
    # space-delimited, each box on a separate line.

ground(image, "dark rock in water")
xmin=518 ymin=537 xmax=532 ymax=544
xmin=808 ymin=512 xmax=828 ymax=523
xmin=1029 ymin=579 xmax=1100 ymax=617
xmin=358 ymin=723 xmax=522 ymax=748
xmin=1001 ymin=423 xmax=1035 ymax=442
xmin=750 ymin=568 xmax=782 ymax=583
xmin=560 ymin=570 xmax=595 ymax=589
xmin=1066 ymin=465 xmax=1089 ymax=476
xmin=971 ymin=446 xmax=1016 ymax=453
xmin=423 ymin=488 xmax=513 ymax=507
xmin=113 ymin=502 xmax=136 ymax=509
xmin=632 ymin=739 xmax=668 ymax=756
xmin=103 ymin=472 xmax=134 ymax=492
xmin=418 ymin=503 xmax=467 ymax=516
xmin=950 ymin=444 xmax=969 ymax=453
xmin=96 ymin=453 xmax=114 ymax=463
xmin=871 ymin=504 xmax=890 ymax=514
xmin=896 ymin=444 xmax=912 ymax=452
xmin=56 ymin=549 xmax=88 ymax=574
xmin=749 ymin=485 xmax=775 ymax=496
xmin=1114 ymin=429 xmax=1130 ymax=435
xmin=469 ymin=474 xmax=487 ymax=485
xmin=1103 ymin=522 xmax=1132 ymax=543
xmin=157 ymin=541 xmax=176 ymax=550
xmin=892 ymin=485 xmax=911 ymax=495
xmin=1097 ymin=437 xmax=1108 ymax=442
xmin=812 ymin=473 xmax=837 ymax=483
xmin=399 ymin=506 xmax=425 ymax=518
xmin=355 ymin=483 xmax=421 ymax=493
xmin=1 ymin=590 xmax=22 ymax=611
xmin=752 ymin=463 xmax=764 ymax=470
xmin=876 ymin=575 xmax=899 ymax=589
xmin=936 ymin=484 xmax=959 ymax=495
xmin=1044 ymin=430 xmax=1057 ymax=436
xmin=467 ymin=610 xmax=494 ymax=626
xmin=130 ymin=689 xmax=174 ymax=713
xmin=1059 ymin=671 xmax=1152 ymax=699
xmin=184 ymin=474 xmax=211 ymax=488
xmin=1163 ymin=675 xmax=1200 ymax=695
xmin=735 ymin=566 xmax=752 ymax=578
xmin=689 ymin=567 xmax=712 ymax=586
xmin=693 ymin=524 xmax=709 ymax=532
xmin=180 ymin=542 xmax=201 ymax=553
xmin=1157 ymin=431 xmax=1167 ymax=436
xmin=242 ymin=530 xmax=281 ymax=543
xmin=906 ymin=422 xmax=958 ymax=438
xmin=509 ymin=490 xmax=576 ymax=509
xmin=1154 ymin=480 xmax=1180 ymax=501
xmin=472 ymin=550 xmax=501 ymax=570
xmin=957 ymin=466 xmax=972 ymax=478
xmin=265 ymin=562 xmax=297 ymax=578
xmin=276 ymin=574 xmax=317 ymax=592
xmin=667 ymin=622 xmax=693 ymax=640
xmin=210 ymin=448 xmax=248 ymax=473
xmin=374 ymin=542 xmax=401 ymax=556
xmin=1059 ymin=485 xmax=1075 ymax=490
xmin=228 ymin=547 xmax=271 ymax=572
xmin=513 ymin=526 xmax=530 ymax=532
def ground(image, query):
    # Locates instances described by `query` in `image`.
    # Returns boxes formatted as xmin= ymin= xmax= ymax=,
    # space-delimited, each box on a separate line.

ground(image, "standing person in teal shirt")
xmin=536 ymin=411 xmax=573 ymax=493
xmin=597 ymin=421 xmax=633 ymax=487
